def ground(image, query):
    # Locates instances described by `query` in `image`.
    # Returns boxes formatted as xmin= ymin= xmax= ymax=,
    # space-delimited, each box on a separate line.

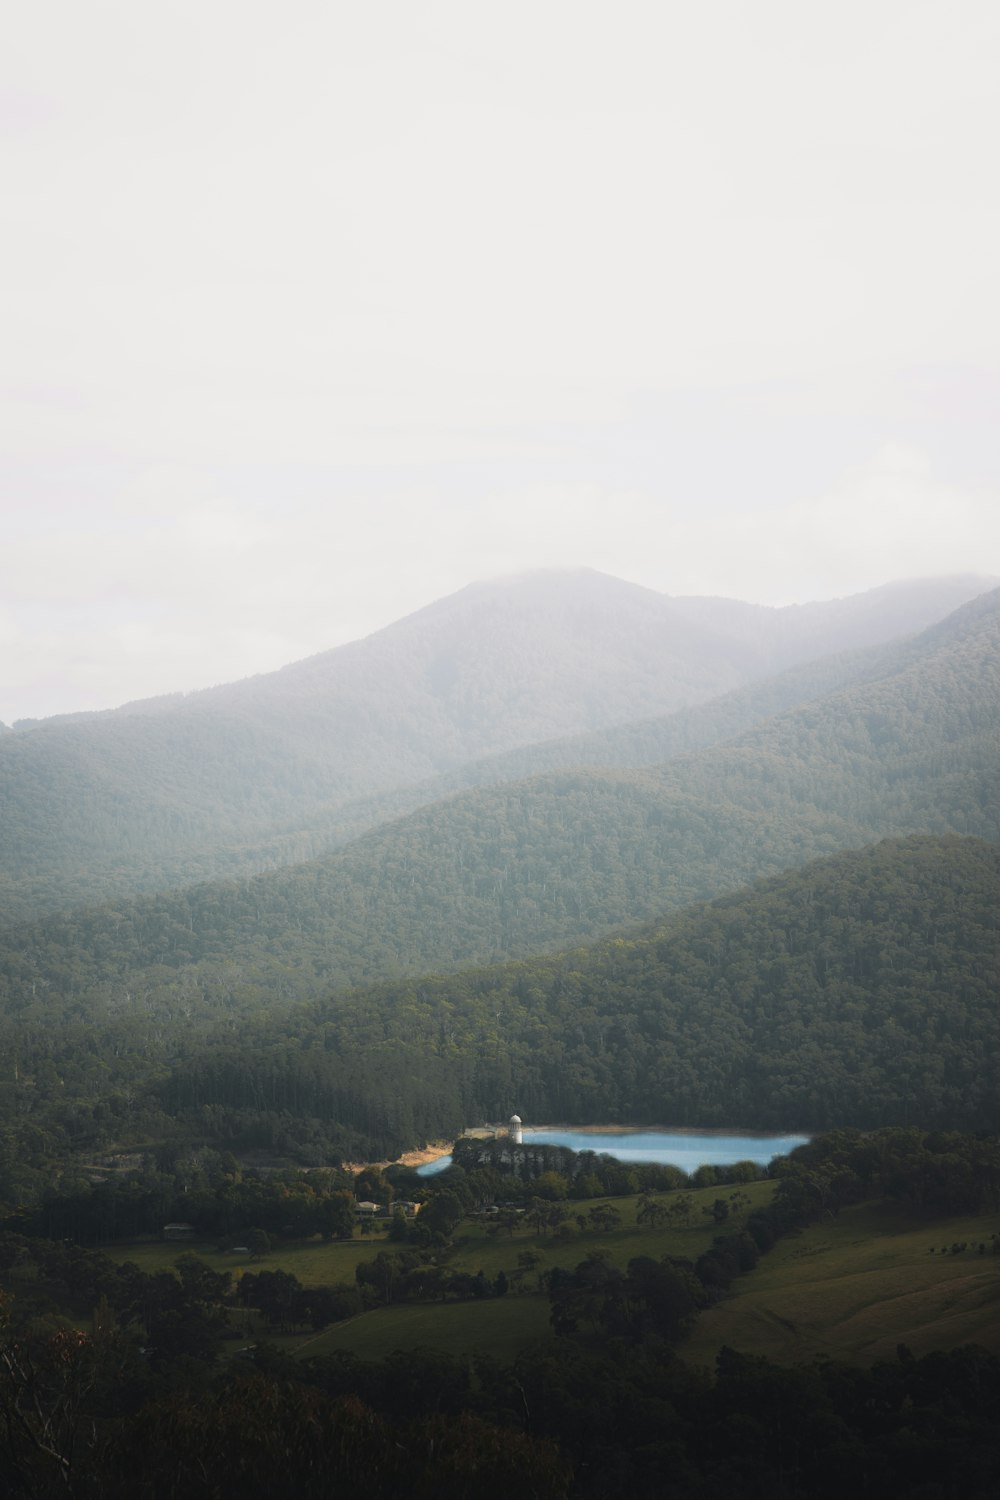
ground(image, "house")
xmin=162 ymin=1222 xmax=195 ymax=1240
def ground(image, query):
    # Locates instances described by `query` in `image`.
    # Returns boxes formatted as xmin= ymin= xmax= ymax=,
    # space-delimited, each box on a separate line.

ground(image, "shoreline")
xmin=522 ymin=1123 xmax=812 ymax=1139
xmin=347 ymin=1123 xmax=811 ymax=1175
xmin=344 ymin=1141 xmax=454 ymax=1175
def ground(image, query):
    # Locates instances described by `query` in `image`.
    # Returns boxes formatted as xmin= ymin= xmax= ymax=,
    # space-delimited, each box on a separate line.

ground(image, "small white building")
xmin=162 ymin=1221 xmax=195 ymax=1241
xmin=509 ymin=1113 xmax=523 ymax=1145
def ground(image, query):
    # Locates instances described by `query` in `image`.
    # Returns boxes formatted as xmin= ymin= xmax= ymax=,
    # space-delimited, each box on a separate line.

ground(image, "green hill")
xmin=156 ymin=833 xmax=999 ymax=1148
xmin=0 ymin=571 xmax=991 ymax=925
xmin=2 ymin=834 xmax=996 ymax=1183
xmin=681 ymin=1197 xmax=1000 ymax=1368
xmin=2 ymin=584 xmax=996 ymax=1023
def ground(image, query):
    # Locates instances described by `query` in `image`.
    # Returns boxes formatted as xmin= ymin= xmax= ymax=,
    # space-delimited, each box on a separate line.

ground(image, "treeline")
xmin=448 ymin=1136 xmax=748 ymax=1194
xmin=6 ymin=1157 xmax=364 ymax=1248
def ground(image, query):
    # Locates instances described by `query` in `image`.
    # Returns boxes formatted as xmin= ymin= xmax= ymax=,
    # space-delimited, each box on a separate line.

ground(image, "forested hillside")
xmin=160 ymin=834 xmax=1000 ymax=1143
xmin=1 ymin=836 xmax=997 ymax=1193
xmin=0 ymin=571 xmax=990 ymax=926
xmin=1 ymin=583 xmax=996 ymax=1020
xmin=323 ymin=626 xmax=920 ymax=824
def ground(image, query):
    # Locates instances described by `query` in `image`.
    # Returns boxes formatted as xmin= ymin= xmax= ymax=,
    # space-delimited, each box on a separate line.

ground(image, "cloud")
xmin=656 ymin=445 xmax=1000 ymax=603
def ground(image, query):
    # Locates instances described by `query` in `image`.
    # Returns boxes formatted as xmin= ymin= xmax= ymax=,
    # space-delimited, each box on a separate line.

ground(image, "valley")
xmin=1 ymin=569 xmax=998 ymax=1497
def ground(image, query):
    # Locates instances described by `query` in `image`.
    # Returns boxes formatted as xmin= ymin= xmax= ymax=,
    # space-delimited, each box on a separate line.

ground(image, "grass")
xmin=681 ymin=1200 xmax=1000 ymax=1369
xmin=32 ymin=1186 xmax=1000 ymax=1370
xmin=102 ymin=1182 xmax=776 ymax=1361
xmin=103 ymin=1232 xmax=390 ymax=1283
xmin=278 ymin=1186 xmax=780 ymax=1364
xmin=445 ymin=1179 xmax=775 ymax=1280
xmin=295 ymin=1296 xmax=552 ymax=1364
xmin=104 ymin=1180 xmax=775 ymax=1288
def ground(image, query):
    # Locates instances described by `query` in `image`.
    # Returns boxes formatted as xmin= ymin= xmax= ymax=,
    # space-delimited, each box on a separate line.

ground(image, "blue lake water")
xmin=417 ymin=1127 xmax=810 ymax=1176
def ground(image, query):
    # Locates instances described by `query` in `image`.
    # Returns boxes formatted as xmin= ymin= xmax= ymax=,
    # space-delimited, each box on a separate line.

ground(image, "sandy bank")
xmin=343 ymin=1141 xmax=454 ymax=1175
xmin=344 ymin=1126 xmax=502 ymax=1175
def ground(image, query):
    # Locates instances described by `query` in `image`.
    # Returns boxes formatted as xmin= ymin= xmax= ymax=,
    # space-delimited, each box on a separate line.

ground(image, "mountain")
xmin=2 ymin=584 xmax=998 ymax=1023
xmin=182 ymin=833 xmax=999 ymax=1139
xmin=0 ymin=570 xmax=993 ymax=927
xmin=667 ymin=572 xmax=1000 ymax=661
xmin=3 ymin=836 xmax=997 ymax=1179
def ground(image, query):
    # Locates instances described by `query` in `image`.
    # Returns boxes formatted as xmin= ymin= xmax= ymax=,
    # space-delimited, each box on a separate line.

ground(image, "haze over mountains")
xmin=0 ymin=569 xmax=994 ymax=927
xmin=1 ymin=573 xmax=998 ymax=1037
xmin=0 ymin=562 xmax=999 ymax=1186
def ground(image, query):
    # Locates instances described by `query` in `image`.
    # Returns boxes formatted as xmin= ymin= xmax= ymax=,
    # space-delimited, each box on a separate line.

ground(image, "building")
xmin=509 ymin=1113 xmax=523 ymax=1145
xmin=162 ymin=1222 xmax=195 ymax=1240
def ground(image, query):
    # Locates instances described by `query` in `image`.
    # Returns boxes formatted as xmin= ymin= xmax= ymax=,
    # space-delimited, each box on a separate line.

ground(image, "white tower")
xmin=509 ymin=1113 xmax=523 ymax=1145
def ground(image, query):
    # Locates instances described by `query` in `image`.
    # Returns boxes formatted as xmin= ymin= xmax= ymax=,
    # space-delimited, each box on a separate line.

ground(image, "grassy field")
xmin=445 ymin=1180 xmax=775 ymax=1277
xmin=681 ymin=1200 xmax=1000 ymax=1369
xmin=40 ymin=1186 xmax=1000 ymax=1369
xmin=104 ymin=1180 xmax=775 ymax=1285
xmin=103 ymin=1233 xmax=389 ymax=1284
xmin=103 ymin=1182 xmax=776 ymax=1361
xmin=296 ymin=1295 xmax=553 ymax=1364
xmin=278 ymin=1185 xmax=781 ymax=1364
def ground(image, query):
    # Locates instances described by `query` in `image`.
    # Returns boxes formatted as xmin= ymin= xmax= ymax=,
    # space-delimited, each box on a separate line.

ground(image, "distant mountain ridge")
xmin=2 ymin=582 xmax=997 ymax=1019
xmin=0 ymin=569 xmax=993 ymax=926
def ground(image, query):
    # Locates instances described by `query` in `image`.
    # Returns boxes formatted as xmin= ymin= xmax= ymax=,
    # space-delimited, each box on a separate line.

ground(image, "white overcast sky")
xmin=3 ymin=0 xmax=999 ymax=722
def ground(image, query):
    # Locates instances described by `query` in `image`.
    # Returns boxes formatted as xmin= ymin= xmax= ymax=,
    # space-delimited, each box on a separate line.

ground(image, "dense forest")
xmin=0 ymin=572 xmax=991 ymax=926
xmin=1 ymin=834 xmax=997 ymax=1198
xmin=0 ymin=585 xmax=996 ymax=1024
xmin=157 ymin=834 xmax=1000 ymax=1146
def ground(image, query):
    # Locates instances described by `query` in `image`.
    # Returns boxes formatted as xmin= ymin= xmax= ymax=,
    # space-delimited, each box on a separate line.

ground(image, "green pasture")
xmin=682 ymin=1200 xmax=1000 ymax=1369
xmin=446 ymin=1179 xmax=775 ymax=1278
xmin=102 ymin=1182 xmax=781 ymax=1364
xmin=296 ymin=1295 xmax=552 ymax=1364
xmin=279 ymin=1184 xmax=778 ymax=1362
xmin=103 ymin=1232 xmax=389 ymax=1284
xmin=31 ymin=1183 xmax=1000 ymax=1371
xmin=104 ymin=1179 xmax=774 ymax=1288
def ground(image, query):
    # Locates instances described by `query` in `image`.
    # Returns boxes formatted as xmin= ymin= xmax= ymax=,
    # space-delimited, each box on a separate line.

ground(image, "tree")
xmin=636 ymin=1196 xmax=669 ymax=1229
xmin=246 ymin=1228 xmax=271 ymax=1261
xmin=356 ymin=1252 xmax=401 ymax=1307
xmin=419 ymin=1191 xmax=465 ymax=1238
xmin=587 ymin=1204 xmax=621 ymax=1234
xmin=315 ymin=1193 xmax=354 ymax=1241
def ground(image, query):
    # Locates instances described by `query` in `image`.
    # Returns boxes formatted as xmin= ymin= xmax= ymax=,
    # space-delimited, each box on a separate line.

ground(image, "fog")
xmin=3 ymin=2 xmax=999 ymax=721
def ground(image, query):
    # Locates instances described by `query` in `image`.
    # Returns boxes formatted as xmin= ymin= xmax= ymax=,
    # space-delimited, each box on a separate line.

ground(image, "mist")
xmin=3 ymin=2 xmax=999 ymax=720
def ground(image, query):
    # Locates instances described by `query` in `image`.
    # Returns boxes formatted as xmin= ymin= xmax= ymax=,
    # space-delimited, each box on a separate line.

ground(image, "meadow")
xmin=681 ymin=1199 xmax=1000 ymax=1368
xmin=103 ymin=1180 xmax=776 ymax=1358
xmin=101 ymin=1183 xmax=1000 ymax=1368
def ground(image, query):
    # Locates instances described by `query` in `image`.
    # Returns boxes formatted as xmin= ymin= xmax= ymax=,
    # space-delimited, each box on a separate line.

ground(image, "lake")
xmin=416 ymin=1126 xmax=810 ymax=1176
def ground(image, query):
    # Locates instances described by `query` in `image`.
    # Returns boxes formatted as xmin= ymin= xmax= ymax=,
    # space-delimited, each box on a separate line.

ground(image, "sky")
xmin=3 ymin=0 xmax=999 ymax=723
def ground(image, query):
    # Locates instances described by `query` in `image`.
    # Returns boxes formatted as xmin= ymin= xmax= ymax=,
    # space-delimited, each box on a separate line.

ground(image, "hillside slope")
xmin=4 ymin=835 xmax=995 ymax=1175
xmin=1 ymin=587 xmax=997 ymax=1021
xmin=163 ymin=834 xmax=1000 ymax=1143
xmin=0 ymin=571 xmax=991 ymax=925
